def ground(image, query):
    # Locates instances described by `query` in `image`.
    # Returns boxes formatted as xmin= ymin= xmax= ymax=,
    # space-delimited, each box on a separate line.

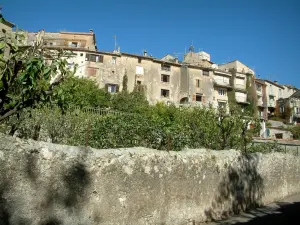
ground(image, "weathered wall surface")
xmin=1 ymin=133 xmax=300 ymax=225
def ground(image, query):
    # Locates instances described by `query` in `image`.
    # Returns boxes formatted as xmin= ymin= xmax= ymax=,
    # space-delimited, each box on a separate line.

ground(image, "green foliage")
xmin=0 ymin=30 xmax=75 ymax=122
xmin=53 ymin=77 xmax=111 ymax=108
xmin=122 ymin=71 xmax=128 ymax=92
xmin=1 ymin=102 xmax=262 ymax=152
xmin=248 ymin=141 xmax=284 ymax=153
xmin=111 ymin=85 xmax=149 ymax=113
xmin=289 ymin=126 xmax=300 ymax=140
xmin=266 ymin=121 xmax=272 ymax=127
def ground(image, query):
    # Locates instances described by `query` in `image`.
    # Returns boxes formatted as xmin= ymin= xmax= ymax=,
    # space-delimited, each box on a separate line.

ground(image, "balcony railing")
xmin=214 ymin=78 xmax=230 ymax=86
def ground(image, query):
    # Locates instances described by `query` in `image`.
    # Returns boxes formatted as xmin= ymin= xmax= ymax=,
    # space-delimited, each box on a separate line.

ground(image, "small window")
xmin=136 ymin=66 xmax=144 ymax=75
xmin=80 ymin=53 xmax=83 ymax=56
xmin=203 ymin=70 xmax=209 ymax=76
xmin=69 ymin=42 xmax=78 ymax=47
xmin=49 ymin=42 xmax=53 ymax=46
xmin=138 ymin=58 xmax=142 ymax=63
xmin=112 ymin=56 xmax=117 ymax=64
xmin=280 ymin=106 xmax=284 ymax=113
xmin=137 ymin=81 xmax=142 ymax=85
xmin=161 ymin=65 xmax=171 ymax=71
xmin=218 ymin=88 xmax=227 ymax=96
xmin=161 ymin=89 xmax=170 ymax=98
xmin=256 ymin=84 xmax=262 ymax=92
xmin=196 ymin=79 xmax=201 ymax=88
xmin=161 ymin=74 xmax=170 ymax=83
xmin=196 ymin=94 xmax=202 ymax=102
xmin=107 ymin=84 xmax=118 ymax=93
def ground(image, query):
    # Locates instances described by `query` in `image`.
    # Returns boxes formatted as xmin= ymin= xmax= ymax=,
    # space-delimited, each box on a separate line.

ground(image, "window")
xmin=107 ymin=84 xmax=118 ymax=93
xmin=161 ymin=89 xmax=170 ymax=98
xmin=80 ymin=53 xmax=83 ymax=56
xmin=138 ymin=58 xmax=142 ymax=63
xmin=279 ymin=89 xmax=282 ymax=98
xmin=87 ymin=67 xmax=98 ymax=77
xmin=112 ymin=56 xmax=117 ymax=64
xmin=161 ymin=74 xmax=170 ymax=83
xmin=280 ymin=106 xmax=284 ymax=113
xmin=196 ymin=94 xmax=202 ymax=102
xmin=49 ymin=42 xmax=53 ymax=46
xmin=218 ymin=88 xmax=227 ymax=96
xmin=196 ymin=79 xmax=201 ymax=88
xmin=137 ymin=80 xmax=142 ymax=85
xmin=136 ymin=66 xmax=144 ymax=75
xmin=86 ymin=54 xmax=104 ymax=63
xmin=68 ymin=42 xmax=79 ymax=48
xmin=256 ymin=84 xmax=262 ymax=92
xmin=161 ymin=65 xmax=171 ymax=71
xmin=203 ymin=70 xmax=209 ymax=76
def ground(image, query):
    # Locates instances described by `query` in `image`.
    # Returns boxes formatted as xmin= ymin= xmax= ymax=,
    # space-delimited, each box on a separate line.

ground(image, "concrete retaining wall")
xmin=1 ymin=133 xmax=300 ymax=225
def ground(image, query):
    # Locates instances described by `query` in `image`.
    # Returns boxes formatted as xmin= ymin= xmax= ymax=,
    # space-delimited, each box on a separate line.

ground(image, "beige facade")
xmin=24 ymin=30 xmax=96 ymax=51
xmin=219 ymin=60 xmax=255 ymax=75
xmin=264 ymin=80 xmax=284 ymax=112
xmin=282 ymin=85 xmax=297 ymax=99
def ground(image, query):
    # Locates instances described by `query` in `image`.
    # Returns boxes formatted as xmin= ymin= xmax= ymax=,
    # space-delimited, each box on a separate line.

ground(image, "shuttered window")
xmin=86 ymin=54 xmax=104 ymax=63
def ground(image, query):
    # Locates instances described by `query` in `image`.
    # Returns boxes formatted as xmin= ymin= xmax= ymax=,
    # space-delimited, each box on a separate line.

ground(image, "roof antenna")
xmin=113 ymin=35 xmax=117 ymax=51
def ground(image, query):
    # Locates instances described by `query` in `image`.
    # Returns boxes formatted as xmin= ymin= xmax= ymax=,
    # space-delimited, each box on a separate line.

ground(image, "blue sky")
xmin=2 ymin=0 xmax=300 ymax=87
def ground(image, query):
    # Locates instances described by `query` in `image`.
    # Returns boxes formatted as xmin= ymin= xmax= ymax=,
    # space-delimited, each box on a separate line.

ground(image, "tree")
xmin=53 ymin=77 xmax=111 ymax=108
xmin=122 ymin=70 xmax=128 ymax=92
xmin=0 ymin=30 xmax=75 ymax=122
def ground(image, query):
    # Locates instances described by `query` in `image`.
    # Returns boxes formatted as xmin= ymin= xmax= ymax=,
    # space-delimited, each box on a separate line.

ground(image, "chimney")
xmin=89 ymin=29 xmax=93 ymax=33
xmin=143 ymin=50 xmax=147 ymax=57
xmin=175 ymin=57 xmax=178 ymax=63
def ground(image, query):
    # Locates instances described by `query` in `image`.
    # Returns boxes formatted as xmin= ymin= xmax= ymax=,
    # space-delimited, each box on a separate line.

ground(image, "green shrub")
xmin=290 ymin=126 xmax=300 ymax=140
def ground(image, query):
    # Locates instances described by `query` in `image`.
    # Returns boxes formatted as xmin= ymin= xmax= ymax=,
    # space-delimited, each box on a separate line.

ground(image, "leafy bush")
xmin=289 ymin=126 xmax=300 ymax=140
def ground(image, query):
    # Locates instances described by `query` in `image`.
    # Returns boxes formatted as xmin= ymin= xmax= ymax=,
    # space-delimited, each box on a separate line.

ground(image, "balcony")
xmin=257 ymin=100 xmax=263 ymax=107
xmin=235 ymin=83 xmax=246 ymax=90
xmin=268 ymin=100 xmax=275 ymax=108
xmin=269 ymin=92 xmax=276 ymax=97
xmin=236 ymin=96 xmax=248 ymax=103
xmin=256 ymin=90 xmax=262 ymax=96
xmin=215 ymin=78 xmax=229 ymax=86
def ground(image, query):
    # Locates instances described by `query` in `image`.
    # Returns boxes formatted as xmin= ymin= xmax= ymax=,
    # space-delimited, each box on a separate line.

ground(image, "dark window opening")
xmin=80 ymin=53 xmax=83 ymax=56
xmin=203 ymin=70 xmax=209 ymax=76
xmin=196 ymin=94 xmax=202 ymax=102
xmin=137 ymin=80 xmax=142 ymax=85
xmin=161 ymin=74 xmax=170 ymax=83
xmin=105 ymin=84 xmax=119 ymax=93
xmin=161 ymin=89 xmax=170 ymax=98
xmin=161 ymin=65 xmax=171 ymax=71
xmin=138 ymin=58 xmax=142 ymax=63
xmin=196 ymin=79 xmax=200 ymax=88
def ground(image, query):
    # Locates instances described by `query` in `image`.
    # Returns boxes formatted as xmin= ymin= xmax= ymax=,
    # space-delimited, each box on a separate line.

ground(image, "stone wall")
xmin=1 ymin=133 xmax=300 ymax=225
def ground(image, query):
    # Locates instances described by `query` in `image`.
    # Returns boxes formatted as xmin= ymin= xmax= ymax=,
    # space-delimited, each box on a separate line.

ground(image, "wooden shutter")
xmin=99 ymin=55 xmax=104 ymax=63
